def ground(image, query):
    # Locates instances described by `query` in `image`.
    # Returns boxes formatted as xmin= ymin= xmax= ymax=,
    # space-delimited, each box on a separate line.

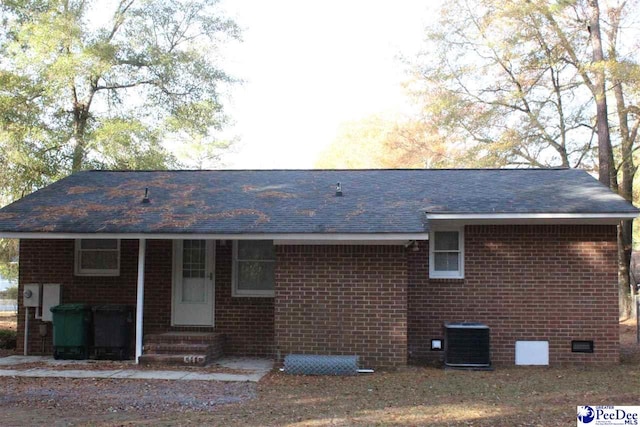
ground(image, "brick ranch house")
xmin=0 ymin=168 xmax=637 ymax=368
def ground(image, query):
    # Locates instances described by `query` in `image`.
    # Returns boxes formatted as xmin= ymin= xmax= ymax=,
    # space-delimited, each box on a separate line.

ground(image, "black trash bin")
xmin=92 ymin=305 xmax=134 ymax=360
xmin=51 ymin=304 xmax=92 ymax=360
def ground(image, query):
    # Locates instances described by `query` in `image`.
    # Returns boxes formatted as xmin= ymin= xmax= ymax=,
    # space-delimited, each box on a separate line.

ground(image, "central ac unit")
xmin=444 ymin=322 xmax=491 ymax=368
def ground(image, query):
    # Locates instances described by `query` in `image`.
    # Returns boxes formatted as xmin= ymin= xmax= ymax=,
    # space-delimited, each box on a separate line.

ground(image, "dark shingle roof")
xmin=0 ymin=169 xmax=636 ymax=234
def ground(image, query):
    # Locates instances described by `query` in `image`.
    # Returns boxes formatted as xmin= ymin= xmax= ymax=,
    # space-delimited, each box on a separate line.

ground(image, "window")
xmin=181 ymin=240 xmax=207 ymax=302
xmin=232 ymin=240 xmax=275 ymax=297
xmin=75 ymin=239 xmax=120 ymax=276
xmin=429 ymin=229 xmax=464 ymax=279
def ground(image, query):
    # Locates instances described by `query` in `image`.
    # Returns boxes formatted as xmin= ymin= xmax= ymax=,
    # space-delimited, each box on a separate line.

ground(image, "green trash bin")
xmin=50 ymin=304 xmax=92 ymax=360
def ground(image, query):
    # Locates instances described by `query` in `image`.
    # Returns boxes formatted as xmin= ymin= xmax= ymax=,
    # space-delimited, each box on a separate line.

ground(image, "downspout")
xmin=24 ymin=307 xmax=29 ymax=356
xmin=135 ymin=239 xmax=146 ymax=363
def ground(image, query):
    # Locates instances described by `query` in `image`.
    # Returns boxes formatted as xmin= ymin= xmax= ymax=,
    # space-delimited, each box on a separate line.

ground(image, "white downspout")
xmin=24 ymin=307 xmax=29 ymax=356
xmin=135 ymin=238 xmax=146 ymax=363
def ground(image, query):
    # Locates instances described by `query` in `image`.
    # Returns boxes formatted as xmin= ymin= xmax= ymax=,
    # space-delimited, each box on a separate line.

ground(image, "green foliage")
xmin=0 ymin=329 xmax=17 ymax=349
xmin=0 ymin=0 xmax=240 ymax=201
xmin=0 ymin=239 xmax=18 ymax=282
xmin=3 ymin=286 xmax=18 ymax=301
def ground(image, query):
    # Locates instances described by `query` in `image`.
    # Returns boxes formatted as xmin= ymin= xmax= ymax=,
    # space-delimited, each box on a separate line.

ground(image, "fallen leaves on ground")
xmin=0 ymin=319 xmax=637 ymax=426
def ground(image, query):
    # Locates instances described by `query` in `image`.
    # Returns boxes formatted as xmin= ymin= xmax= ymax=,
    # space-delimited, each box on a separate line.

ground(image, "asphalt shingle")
xmin=0 ymin=169 xmax=635 ymax=234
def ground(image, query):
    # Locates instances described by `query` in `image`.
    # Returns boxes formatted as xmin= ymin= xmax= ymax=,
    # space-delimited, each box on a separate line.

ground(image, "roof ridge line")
xmin=83 ymin=167 xmax=575 ymax=173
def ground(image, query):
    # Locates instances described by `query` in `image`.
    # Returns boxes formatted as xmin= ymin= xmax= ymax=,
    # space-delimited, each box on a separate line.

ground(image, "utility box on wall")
xmin=23 ymin=284 xmax=41 ymax=307
xmin=21 ymin=283 xmax=62 ymax=322
xmin=42 ymin=284 xmax=61 ymax=322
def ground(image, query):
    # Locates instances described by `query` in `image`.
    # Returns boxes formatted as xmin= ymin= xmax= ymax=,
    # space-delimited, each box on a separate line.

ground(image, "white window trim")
xmin=74 ymin=239 xmax=120 ymax=276
xmin=429 ymin=228 xmax=464 ymax=279
xmin=232 ymin=240 xmax=275 ymax=297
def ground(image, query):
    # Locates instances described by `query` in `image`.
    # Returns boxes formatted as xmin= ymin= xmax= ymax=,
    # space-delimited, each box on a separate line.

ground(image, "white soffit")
xmin=426 ymin=212 xmax=637 ymax=225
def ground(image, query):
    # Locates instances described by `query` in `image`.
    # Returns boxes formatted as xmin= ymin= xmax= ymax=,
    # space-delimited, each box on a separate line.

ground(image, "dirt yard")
xmin=0 ymin=311 xmax=16 ymax=331
xmin=0 ymin=318 xmax=638 ymax=426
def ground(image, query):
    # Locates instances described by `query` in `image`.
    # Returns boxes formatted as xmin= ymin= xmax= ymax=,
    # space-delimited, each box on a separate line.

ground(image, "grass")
xmin=145 ymin=319 xmax=640 ymax=427
xmin=0 ymin=312 xmax=16 ymax=356
xmin=0 ymin=329 xmax=16 ymax=349
xmin=0 ymin=315 xmax=638 ymax=426
xmin=159 ymin=362 xmax=638 ymax=426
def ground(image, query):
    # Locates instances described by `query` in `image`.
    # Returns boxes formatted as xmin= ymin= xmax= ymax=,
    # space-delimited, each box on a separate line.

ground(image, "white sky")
xmin=216 ymin=0 xmax=436 ymax=169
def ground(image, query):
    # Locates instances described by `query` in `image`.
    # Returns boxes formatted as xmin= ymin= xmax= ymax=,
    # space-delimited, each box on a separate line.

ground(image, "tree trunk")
xmin=71 ymin=103 xmax=89 ymax=172
xmin=587 ymin=0 xmax=614 ymax=188
xmin=613 ymin=79 xmax=635 ymax=318
xmin=619 ymin=222 xmax=633 ymax=317
xmin=607 ymin=3 xmax=636 ymax=317
xmin=586 ymin=0 xmax=634 ymax=317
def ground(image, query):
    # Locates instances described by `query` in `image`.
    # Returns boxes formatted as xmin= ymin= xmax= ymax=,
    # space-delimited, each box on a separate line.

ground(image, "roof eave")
xmin=426 ymin=212 xmax=637 ymax=225
xmin=0 ymin=231 xmax=430 ymax=241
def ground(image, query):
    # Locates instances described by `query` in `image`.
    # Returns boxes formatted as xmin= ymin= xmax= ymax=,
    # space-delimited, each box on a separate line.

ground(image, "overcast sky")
xmin=217 ymin=0 xmax=436 ymax=169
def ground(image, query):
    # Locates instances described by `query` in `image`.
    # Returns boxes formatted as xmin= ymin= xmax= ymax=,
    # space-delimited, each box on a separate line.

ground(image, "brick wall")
xmin=408 ymin=225 xmax=619 ymax=365
xmin=17 ymin=239 xmax=274 ymax=357
xmin=17 ymin=224 xmax=619 ymax=366
xmin=144 ymin=240 xmax=274 ymax=356
xmin=274 ymin=245 xmax=408 ymax=368
xmin=18 ymin=239 xmax=139 ymax=355
xmin=214 ymin=241 xmax=274 ymax=356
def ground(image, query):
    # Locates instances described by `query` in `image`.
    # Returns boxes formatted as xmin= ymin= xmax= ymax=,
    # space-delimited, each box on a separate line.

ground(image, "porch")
xmin=18 ymin=238 xmax=275 ymax=364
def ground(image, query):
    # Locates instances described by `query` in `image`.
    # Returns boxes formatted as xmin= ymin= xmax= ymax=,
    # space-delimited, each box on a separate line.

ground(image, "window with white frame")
xmin=75 ymin=239 xmax=120 ymax=276
xmin=232 ymin=240 xmax=275 ymax=297
xmin=429 ymin=229 xmax=464 ymax=279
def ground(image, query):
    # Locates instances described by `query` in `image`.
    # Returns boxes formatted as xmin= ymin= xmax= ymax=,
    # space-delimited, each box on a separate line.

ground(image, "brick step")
xmin=143 ymin=343 xmax=210 ymax=355
xmin=138 ymin=353 xmax=209 ymax=366
xmin=144 ymin=332 xmax=224 ymax=345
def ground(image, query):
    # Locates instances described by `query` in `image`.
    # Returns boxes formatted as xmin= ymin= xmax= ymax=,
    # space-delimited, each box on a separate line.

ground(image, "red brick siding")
xmin=274 ymin=245 xmax=408 ymax=368
xmin=17 ymin=239 xmax=274 ymax=357
xmin=17 ymin=224 xmax=619 ymax=367
xmin=408 ymin=225 xmax=619 ymax=365
xmin=17 ymin=239 xmax=139 ymax=355
xmin=214 ymin=242 xmax=274 ymax=357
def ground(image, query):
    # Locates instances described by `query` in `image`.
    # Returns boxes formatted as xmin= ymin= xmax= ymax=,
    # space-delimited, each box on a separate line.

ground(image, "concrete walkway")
xmin=0 ymin=356 xmax=273 ymax=382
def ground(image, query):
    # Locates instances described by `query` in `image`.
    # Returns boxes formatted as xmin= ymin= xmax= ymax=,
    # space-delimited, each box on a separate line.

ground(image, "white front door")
xmin=172 ymin=240 xmax=215 ymax=326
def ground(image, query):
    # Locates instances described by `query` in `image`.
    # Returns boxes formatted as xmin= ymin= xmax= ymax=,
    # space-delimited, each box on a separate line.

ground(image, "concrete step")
xmin=144 ymin=332 xmax=224 ymax=345
xmin=141 ymin=332 xmax=225 ymax=367
xmin=143 ymin=343 xmax=210 ymax=355
xmin=138 ymin=353 xmax=209 ymax=366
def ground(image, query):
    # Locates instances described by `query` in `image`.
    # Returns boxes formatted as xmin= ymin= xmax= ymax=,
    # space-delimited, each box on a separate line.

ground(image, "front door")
xmin=172 ymin=240 xmax=215 ymax=326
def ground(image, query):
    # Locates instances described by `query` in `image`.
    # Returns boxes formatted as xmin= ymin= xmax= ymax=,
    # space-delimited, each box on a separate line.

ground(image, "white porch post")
xmin=135 ymin=238 xmax=146 ymax=363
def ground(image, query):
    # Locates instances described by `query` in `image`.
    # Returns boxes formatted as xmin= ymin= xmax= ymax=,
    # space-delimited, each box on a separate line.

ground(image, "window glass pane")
xmin=81 ymin=239 xmax=118 ymax=250
xmin=183 ymin=240 xmax=205 ymax=279
xmin=434 ymin=232 xmax=459 ymax=251
xmin=80 ymin=251 xmax=118 ymax=270
xmin=434 ymin=252 xmax=459 ymax=271
xmin=237 ymin=261 xmax=275 ymax=291
xmin=238 ymin=240 xmax=275 ymax=260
